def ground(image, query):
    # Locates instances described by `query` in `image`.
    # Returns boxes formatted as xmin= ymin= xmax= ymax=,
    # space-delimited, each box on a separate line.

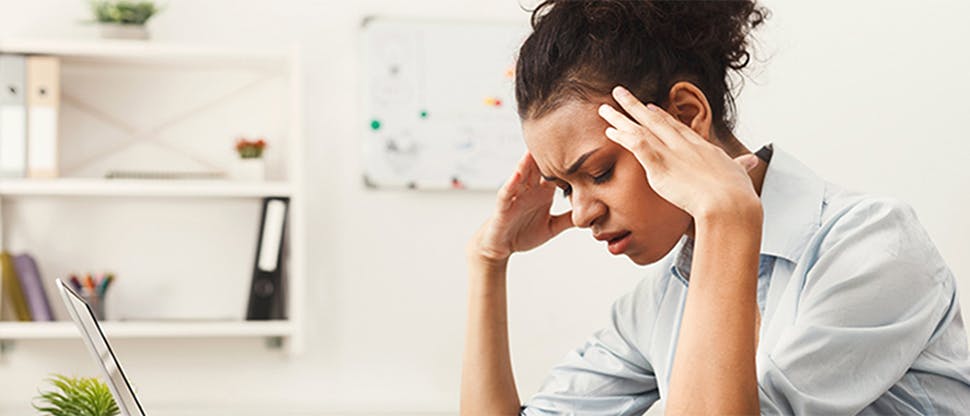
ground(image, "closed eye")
xmin=559 ymin=165 xmax=614 ymax=198
xmin=593 ymin=166 xmax=614 ymax=184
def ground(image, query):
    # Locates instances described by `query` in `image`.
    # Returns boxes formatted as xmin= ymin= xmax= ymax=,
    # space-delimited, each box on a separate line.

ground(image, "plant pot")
xmin=98 ymin=22 xmax=150 ymax=40
xmin=231 ymin=158 xmax=265 ymax=181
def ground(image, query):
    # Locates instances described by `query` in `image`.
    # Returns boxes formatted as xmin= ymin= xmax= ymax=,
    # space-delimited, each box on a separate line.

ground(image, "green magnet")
xmin=419 ymin=110 xmax=429 ymax=119
xmin=370 ymin=119 xmax=381 ymax=130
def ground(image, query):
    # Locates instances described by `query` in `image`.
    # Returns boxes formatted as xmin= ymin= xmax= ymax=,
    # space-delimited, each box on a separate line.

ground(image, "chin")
xmin=627 ymin=250 xmax=665 ymax=266
xmin=627 ymin=241 xmax=680 ymax=266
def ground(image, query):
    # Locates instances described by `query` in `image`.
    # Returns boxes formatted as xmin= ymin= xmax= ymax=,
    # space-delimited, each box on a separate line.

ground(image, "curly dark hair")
xmin=515 ymin=0 xmax=769 ymax=139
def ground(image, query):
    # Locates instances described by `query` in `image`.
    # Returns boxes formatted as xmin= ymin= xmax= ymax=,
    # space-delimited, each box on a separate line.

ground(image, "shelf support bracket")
xmin=0 ymin=340 xmax=14 ymax=359
xmin=264 ymin=336 xmax=283 ymax=350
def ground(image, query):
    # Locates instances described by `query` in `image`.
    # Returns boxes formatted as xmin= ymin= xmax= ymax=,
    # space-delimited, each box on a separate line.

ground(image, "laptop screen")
xmin=56 ymin=279 xmax=145 ymax=416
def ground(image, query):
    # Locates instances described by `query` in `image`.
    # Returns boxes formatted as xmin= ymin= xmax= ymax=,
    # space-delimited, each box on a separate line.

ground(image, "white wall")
xmin=0 ymin=0 xmax=967 ymax=414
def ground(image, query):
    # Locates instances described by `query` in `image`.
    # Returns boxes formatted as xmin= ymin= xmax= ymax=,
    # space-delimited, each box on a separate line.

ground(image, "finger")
xmin=515 ymin=151 xmax=547 ymax=188
xmin=734 ymin=153 xmax=760 ymax=172
xmin=507 ymin=151 xmax=531 ymax=184
xmin=605 ymin=126 xmax=662 ymax=167
xmin=549 ymin=211 xmax=574 ymax=236
xmin=645 ymin=104 xmax=706 ymax=145
xmin=503 ymin=154 xmax=534 ymax=204
xmin=514 ymin=151 xmax=533 ymax=174
xmin=498 ymin=170 xmax=520 ymax=197
xmin=496 ymin=171 xmax=522 ymax=211
xmin=611 ymin=86 xmax=685 ymax=146
xmin=597 ymin=103 xmax=640 ymax=132
xmin=610 ymin=86 xmax=668 ymax=135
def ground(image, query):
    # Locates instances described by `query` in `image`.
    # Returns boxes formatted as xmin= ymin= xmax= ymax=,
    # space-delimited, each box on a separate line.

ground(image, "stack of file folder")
xmin=0 ymin=53 xmax=60 ymax=179
xmin=0 ymin=252 xmax=54 ymax=321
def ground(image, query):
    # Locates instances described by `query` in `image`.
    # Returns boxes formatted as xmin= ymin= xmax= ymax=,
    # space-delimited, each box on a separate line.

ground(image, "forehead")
xmin=521 ymin=99 xmax=613 ymax=175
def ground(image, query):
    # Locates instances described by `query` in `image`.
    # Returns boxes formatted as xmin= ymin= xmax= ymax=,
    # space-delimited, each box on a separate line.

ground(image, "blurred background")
xmin=0 ymin=0 xmax=967 ymax=414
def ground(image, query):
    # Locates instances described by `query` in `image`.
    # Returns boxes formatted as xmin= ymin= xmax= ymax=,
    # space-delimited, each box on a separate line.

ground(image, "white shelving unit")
xmin=0 ymin=178 xmax=293 ymax=198
xmin=0 ymin=320 xmax=293 ymax=339
xmin=0 ymin=38 xmax=290 ymax=67
xmin=0 ymin=39 xmax=306 ymax=355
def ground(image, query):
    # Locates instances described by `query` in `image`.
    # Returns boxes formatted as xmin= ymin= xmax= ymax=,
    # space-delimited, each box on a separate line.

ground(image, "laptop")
xmin=56 ymin=278 xmax=147 ymax=416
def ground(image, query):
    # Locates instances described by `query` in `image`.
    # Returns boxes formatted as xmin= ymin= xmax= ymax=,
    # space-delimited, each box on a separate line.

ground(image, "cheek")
xmin=616 ymin=156 xmax=664 ymax=205
xmin=628 ymin=187 xmax=690 ymax=233
xmin=613 ymin=163 xmax=692 ymax=259
xmin=628 ymin=209 xmax=692 ymax=265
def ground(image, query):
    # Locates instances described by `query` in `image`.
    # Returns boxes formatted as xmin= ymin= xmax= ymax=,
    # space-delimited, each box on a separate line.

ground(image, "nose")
xmin=569 ymin=189 xmax=606 ymax=229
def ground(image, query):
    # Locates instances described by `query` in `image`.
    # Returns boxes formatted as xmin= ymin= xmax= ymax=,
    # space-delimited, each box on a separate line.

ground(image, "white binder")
xmin=0 ymin=54 xmax=27 ymax=178
xmin=26 ymin=55 xmax=59 ymax=178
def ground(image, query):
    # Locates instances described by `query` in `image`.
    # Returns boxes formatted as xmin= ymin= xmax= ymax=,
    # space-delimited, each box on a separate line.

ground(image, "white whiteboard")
xmin=360 ymin=17 xmax=530 ymax=190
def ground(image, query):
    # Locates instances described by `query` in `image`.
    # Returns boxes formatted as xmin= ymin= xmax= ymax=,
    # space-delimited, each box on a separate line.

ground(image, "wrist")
xmin=467 ymin=248 xmax=511 ymax=271
xmin=694 ymin=193 xmax=763 ymax=228
xmin=467 ymin=220 xmax=513 ymax=267
xmin=467 ymin=250 xmax=510 ymax=296
xmin=691 ymin=197 xmax=763 ymax=287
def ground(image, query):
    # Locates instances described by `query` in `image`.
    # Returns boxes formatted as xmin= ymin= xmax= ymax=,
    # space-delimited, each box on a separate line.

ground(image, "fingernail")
xmin=598 ymin=104 xmax=610 ymax=115
xmin=613 ymin=86 xmax=631 ymax=98
xmin=646 ymin=103 xmax=659 ymax=112
xmin=605 ymin=127 xmax=617 ymax=138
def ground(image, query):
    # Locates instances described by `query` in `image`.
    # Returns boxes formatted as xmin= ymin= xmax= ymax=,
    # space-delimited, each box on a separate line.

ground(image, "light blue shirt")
xmin=522 ymin=146 xmax=970 ymax=415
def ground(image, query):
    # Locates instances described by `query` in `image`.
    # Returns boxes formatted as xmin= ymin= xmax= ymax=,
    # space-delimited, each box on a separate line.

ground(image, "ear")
xmin=666 ymin=81 xmax=715 ymax=142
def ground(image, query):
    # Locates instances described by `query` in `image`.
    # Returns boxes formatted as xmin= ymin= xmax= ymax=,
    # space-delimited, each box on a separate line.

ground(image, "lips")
xmin=594 ymin=230 xmax=633 ymax=255
xmin=594 ymin=230 xmax=630 ymax=242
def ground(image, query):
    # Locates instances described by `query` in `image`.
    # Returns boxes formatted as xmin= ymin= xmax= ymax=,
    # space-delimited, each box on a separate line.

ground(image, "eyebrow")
xmin=540 ymin=148 xmax=600 ymax=181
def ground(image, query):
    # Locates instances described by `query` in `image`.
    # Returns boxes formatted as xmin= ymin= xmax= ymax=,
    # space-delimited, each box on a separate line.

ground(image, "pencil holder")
xmin=80 ymin=293 xmax=107 ymax=321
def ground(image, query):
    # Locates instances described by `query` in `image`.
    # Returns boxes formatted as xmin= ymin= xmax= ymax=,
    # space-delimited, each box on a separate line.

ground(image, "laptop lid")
xmin=56 ymin=278 xmax=146 ymax=416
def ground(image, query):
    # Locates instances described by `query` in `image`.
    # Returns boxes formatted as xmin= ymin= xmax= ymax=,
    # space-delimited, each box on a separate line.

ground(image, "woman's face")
xmin=522 ymin=98 xmax=692 ymax=265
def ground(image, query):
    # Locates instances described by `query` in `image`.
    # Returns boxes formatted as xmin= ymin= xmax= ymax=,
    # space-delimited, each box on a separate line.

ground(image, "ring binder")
xmin=0 ymin=54 xmax=27 ymax=178
xmin=246 ymin=197 xmax=288 ymax=320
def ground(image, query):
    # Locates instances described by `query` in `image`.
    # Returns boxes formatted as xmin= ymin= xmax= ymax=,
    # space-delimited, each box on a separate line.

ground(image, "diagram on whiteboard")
xmin=360 ymin=17 xmax=530 ymax=190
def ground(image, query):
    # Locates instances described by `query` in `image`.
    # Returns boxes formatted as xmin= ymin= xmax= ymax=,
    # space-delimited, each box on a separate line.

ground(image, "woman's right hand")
xmin=469 ymin=151 xmax=575 ymax=264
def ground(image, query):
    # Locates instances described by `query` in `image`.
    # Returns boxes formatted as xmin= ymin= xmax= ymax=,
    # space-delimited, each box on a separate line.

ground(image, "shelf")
xmin=0 ymin=38 xmax=289 ymax=67
xmin=0 ymin=178 xmax=292 ymax=198
xmin=0 ymin=320 xmax=293 ymax=340
xmin=0 ymin=40 xmax=307 ymax=355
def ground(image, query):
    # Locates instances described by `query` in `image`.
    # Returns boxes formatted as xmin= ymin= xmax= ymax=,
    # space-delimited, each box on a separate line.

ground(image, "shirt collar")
xmin=757 ymin=144 xmax=825 ymax=263
xmin=671 ymin=144 xmax=825 ymax=281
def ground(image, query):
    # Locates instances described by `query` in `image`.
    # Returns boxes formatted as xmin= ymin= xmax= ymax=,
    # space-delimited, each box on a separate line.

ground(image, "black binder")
xmin=246 ymin=197 xmax=289 ymax=320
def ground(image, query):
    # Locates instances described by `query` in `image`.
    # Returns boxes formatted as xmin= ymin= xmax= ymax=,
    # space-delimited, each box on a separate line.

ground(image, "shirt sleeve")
xmin=521 ymin=275 xmax=662 ymax=416
xmin=759 ymin=197 xmax=952 ymax=415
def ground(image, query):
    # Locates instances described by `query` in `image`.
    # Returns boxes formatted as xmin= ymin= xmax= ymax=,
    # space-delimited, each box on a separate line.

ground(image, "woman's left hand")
xmin=598 ymin=85 xmax=761 ymax=220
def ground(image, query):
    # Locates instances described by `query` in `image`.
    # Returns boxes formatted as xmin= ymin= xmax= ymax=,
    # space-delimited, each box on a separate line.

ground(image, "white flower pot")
xmin=232 ymin=158 xmax=265 ymax=181
xmin=98 ymin=23 xmax=150 ymax=40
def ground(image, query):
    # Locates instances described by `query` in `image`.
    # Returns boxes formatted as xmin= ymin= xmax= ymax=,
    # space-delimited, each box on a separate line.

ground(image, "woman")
xmin=461 ymin=1 xmax=970 ymax=414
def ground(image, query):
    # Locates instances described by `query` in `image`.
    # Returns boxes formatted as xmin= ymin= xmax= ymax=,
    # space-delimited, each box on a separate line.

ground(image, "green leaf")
xmin=90 ymin=0 xmax=160 ymax=25
xmin=33 ymin=374 xmax=120 ymax=416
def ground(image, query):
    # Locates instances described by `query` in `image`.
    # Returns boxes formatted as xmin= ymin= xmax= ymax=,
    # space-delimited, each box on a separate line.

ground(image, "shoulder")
xmin=807 ymin=187 xmax=950 ymax=288
xmin=819 ymin=189 xmax=930 ymax=256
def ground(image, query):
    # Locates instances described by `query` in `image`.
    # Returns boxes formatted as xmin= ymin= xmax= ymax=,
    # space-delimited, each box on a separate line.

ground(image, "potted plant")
xmin=232 ymin=137 xmax=268 ymax=181
xmin=33 ymin=374 xmax=119 ymax=416
xmin=90 ymin=0 xmax=160 ymax=40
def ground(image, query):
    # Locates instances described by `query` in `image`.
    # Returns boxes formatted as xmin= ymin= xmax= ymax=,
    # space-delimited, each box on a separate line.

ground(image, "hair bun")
xmin=538 ymin=0 xmax=767 ymax=70
xmin=516 ymin=0 xmax=769 ymax=137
